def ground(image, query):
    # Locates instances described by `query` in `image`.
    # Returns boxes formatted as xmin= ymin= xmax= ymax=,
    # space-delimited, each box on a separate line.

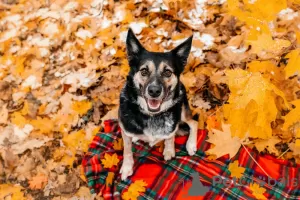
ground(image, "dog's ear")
xmin=171 ymin=35 xmax=193 ymax=72
xmin=126 ymin=28 xmax=145 ymax=66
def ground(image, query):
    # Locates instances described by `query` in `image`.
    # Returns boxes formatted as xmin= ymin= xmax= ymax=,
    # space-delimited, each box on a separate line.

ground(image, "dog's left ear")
xmin=171 ymin=35 xmax=193 ymax=72
xmin=126 ymin=28 xmax=145 ymax=66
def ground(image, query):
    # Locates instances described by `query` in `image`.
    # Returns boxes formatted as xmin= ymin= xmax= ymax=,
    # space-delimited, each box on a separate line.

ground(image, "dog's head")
xmin=126 ymin=28 xmax=193 ymax=114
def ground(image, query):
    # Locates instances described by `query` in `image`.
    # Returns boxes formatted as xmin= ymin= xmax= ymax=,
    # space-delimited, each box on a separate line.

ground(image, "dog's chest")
xmin=130 ymin=114 xmax=176 ymax=145
xmin=140 ymin=115 xmax=175 ymax=143
xmin=144 ymin=115 xmax=174 ymax=136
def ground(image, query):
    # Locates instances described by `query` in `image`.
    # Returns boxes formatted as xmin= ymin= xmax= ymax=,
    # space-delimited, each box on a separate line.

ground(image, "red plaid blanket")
xmin=82 ymin=120 xmax=300 ymax=199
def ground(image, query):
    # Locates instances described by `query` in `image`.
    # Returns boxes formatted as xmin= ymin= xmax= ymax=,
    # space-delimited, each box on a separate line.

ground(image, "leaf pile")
xmin=0 ymin=0 xmax=300 ymax=199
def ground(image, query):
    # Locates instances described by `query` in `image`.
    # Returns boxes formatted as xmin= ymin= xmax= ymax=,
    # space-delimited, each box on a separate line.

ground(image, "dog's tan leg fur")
xmin=120 ymin=130 xmax=134 ymax=180
xmin=181 ymin=105 xmax=198 ymax=156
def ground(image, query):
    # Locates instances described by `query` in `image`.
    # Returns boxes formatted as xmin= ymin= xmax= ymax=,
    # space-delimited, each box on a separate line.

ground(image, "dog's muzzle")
xmin=145 ymin=83 xmax=164 ymax=112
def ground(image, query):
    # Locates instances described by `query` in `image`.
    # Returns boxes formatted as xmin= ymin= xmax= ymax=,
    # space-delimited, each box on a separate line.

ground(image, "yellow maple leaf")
xmin=10 ymin=112 xmax=27 ymax=128
xmin=223 ymin=69 xmax=289 ymax=139
xmin=72 ymin=100 xmax=92 ymax=116
xmin=284 ymin=49 xmax=300 ymax=78
xmin=0 ymin=184 xmax=25 ymax=200
xmin=101 ymin=153 xmax=120 ymax=168
xmin=247 ymin=60 xmax=282 ymax=81
xmin=282 ymin=100 xmax=300 ymax=130
xmin=28 ymin=174 xmax=48 ymax=190
xmin=106 ymin=172 xmax=114 ymax=187
xmin=206 ymin=122 xmax=248 ymax=158
xmin=228 ymin=160 xmax=245 ymax=179
xmin=254 ymin=136 xmax=281 ymax=155
xmin=249 ymin=183 xmax=267 ymax=200
xmin=31 ymin=117 xmax=54 ymax=134
xmin=122 ymin=180 xmax=148 ymax=200
xmin=113 ymin=138 xmax=124 ymax=150
xmin=63 ymin=129 xmax=90 ymax=151
xmin=246 ymin=33 xmax=291 ymax=59
xmin=227 ymin=0 xmax=289 ymax=59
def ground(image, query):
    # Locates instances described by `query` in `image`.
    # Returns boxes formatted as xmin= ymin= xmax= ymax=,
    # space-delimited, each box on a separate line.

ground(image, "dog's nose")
xmin=148 ymin=85 xmax=162 ymax=98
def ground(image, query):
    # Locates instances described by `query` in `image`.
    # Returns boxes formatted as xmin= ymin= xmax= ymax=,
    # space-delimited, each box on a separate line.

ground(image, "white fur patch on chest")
xmin=122 ymin=115 xmax=176 ymax=146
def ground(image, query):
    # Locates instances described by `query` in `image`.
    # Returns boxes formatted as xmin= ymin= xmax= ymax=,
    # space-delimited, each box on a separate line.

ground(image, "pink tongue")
xmin=148 ymin=99 xmax=160 ymax=108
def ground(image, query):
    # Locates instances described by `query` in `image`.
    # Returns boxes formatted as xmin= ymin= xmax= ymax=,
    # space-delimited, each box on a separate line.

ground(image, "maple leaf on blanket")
xmin=223 ymin=68 xmax=289 ymax=139
xmin=249 ymin=183 xmax=267 ymax=200
xmin=101 ymin=153 xmax=120 ymax=168
xmin=206 ymin=122 xmax=250 ymax=159
xmin=228 ymin=160 xmax=245 ymax=179
xmin=106 ymin=172 xmax=114 ymax=187
xmin=122 ymin=180 xmax=148 ymax=200
xmin=113 ymin=138 xmax=124 ymax=150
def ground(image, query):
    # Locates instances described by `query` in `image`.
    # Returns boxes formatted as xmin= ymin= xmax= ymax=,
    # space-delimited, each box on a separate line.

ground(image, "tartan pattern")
xmin=82 ymin=119 xmax=300 ymax=200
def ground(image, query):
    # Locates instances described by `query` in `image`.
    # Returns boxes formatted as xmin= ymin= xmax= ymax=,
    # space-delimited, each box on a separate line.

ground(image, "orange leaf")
xmin=72 ymin=100 xmax=92 ymax=116
xmin=101 ymin=153 xmax=120 ymax=168
xmin=106 ymin=172 xmax=114 ymax=187
xmin=28 ymin=174 xmax=48 ymax=190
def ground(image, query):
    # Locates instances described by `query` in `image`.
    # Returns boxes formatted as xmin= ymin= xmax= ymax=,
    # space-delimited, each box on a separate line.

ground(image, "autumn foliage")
xmin=0 ymin=0 xmax=300 ymax=199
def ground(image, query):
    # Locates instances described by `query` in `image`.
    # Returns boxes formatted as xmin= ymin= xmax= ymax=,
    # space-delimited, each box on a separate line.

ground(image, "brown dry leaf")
xmin=28 ymin=174 xmax=48 ymax=190
xmin=254 ymin=137 xmax=281 ymax=156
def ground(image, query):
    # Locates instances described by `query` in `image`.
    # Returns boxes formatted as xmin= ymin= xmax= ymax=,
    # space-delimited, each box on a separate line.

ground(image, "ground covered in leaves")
xmin=0 ymin=0 xmax=300 ymax=199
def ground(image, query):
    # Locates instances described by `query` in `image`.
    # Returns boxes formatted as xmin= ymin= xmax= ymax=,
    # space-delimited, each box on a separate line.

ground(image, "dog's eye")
xmin=163 ymin=69 xmax=172 ymax=77
xmin=140 ymin=68 xmax=149 ymax=76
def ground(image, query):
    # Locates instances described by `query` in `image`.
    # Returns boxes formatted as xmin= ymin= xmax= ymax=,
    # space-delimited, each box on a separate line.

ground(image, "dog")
xmin=118 ymin=28 xmax=198 ymax=180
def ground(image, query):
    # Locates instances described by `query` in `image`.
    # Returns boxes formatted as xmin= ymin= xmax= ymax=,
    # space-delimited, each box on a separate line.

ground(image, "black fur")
xmin=119 ymin=28 xmax=193 ymax=137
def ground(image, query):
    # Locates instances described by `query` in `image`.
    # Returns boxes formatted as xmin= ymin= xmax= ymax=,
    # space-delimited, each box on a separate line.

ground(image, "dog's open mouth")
xmin=147 ymin=99 xmax=162 ymax=112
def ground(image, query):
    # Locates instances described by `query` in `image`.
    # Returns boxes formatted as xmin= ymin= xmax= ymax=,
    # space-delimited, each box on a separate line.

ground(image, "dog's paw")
xmin=163 ymin=147 xmax=175 ymax=161
xmin=120 ymin=159 xmax=133 ymax=180
xmin=186 ymin=138 xmax=197 ymax=156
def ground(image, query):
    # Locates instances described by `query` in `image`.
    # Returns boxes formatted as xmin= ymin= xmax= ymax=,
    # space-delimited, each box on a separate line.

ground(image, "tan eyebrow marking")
xmin=158 ymin=62 xmax=173 ymax=73
xmin=140 ymin=60 xmax=155 ymax=73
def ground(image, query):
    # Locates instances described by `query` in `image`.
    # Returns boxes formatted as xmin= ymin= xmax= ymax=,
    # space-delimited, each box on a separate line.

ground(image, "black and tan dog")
xmin=118 ymin=28 xmax=198 ymax=180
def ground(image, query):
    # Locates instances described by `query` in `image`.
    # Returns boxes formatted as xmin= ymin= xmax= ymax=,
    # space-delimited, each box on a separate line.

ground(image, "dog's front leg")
xmin=181 ymin=104 xmax=198 ymax=156
xmin=163 ymin=136 xmax=175 ymax=161
xmin=185 ymin=119 xmax=197 ymax=156
xmin=120 ymin=130 xmax=134 ymax=180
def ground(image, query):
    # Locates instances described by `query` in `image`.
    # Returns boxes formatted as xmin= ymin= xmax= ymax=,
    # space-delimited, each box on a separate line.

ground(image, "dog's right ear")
xmin=126 ymin=28 xmax=145 ymax=66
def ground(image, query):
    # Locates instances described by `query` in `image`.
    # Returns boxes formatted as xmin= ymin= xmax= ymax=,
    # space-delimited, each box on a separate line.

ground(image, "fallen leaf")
xmin=28 ymin=174 xmax=48 ymax=190
xmin=249 ymin=183 xmax=267 ymax=200
xmin=228 ymin=160 xmax=245 ymax=179
xmin=223 ymin=68 xmax=289 ymax=139
xmin=72 ymin=100 xmax=92 ymax=116
xmin=0 ymin=184 xmax=25 ymax=200
xmin=31 ymin=117 xmax=54 ymax=135
xmin=106 ymin=172 xmax=114 ymax=187
xmin=0 ymin=103 xmax=8 ymax=124
xmin=122 ymin=180 xmax=148 ymax=200
xmin=254 ymin=136 xmax=281 ymax=155
xmin=206 ymin=122 xmax=249 ymax=159
xmin=113 ymin=138 xmax=123 ymax=151
xmin=282 ymin=100 xmax=300 ymax=130
xmin=101 ymin=153 xmax=120 ymax=168
xmin=284 ymin=49 xmax=300 ymax=78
